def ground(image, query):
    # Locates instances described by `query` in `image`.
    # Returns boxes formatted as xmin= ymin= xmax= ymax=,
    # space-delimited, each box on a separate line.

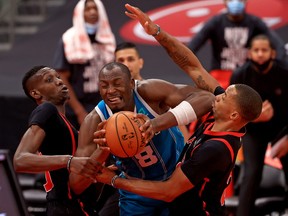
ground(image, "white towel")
xmin=63 ymin=0 xmax=116 ymax=64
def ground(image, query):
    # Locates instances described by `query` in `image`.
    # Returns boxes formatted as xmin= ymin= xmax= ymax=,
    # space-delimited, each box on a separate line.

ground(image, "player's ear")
xmin=139 ymin=58 xmax=144 ymax=69
xmin=230 ymin=111 xmax=240 ymax=120
xmin=271 ymin=49 xmax=276 ymax=59
xmin=30 ymin=89 xmax=41 ymax=100
xmin=130 ymin=78 xmax=135 ymax=89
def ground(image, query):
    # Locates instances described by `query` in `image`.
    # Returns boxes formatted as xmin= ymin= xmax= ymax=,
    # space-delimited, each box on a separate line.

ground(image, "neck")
xmin=212 ymin=121 xmax=240 ymax=132
xmin=227 ymin=13 xmax=244 ymax=22
xmin=252 ymin=60 xmax=273 ymax=75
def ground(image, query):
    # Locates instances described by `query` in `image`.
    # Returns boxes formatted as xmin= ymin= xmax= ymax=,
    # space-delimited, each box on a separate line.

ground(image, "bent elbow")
xmin=13 ymin=156 xmax=22 ymax=172
xmin=162 ymin=193 xmax=177 ymax=202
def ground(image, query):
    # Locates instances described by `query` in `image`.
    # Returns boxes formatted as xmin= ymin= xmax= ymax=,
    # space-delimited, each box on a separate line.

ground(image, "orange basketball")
xmin=105 ymin=111 xmax=146 ymax=158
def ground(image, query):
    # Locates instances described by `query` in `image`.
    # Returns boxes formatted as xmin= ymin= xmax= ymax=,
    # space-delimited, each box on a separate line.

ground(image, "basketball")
xmin=105 ymin=111 xmax=146 ymax=158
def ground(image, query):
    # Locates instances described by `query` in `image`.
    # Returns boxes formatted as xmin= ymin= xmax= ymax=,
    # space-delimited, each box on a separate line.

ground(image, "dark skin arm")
xmin=91 ymin=4 xmax=223 ymax=201
xmin=69 ymin=110 xmax=110 ymax=195
xmin=13 ymin=125 xmax=100 ymax=179
xmin=124 ymin=4 xmax=220 ymax=94
xmin=96 ymin=163 xmax=192 ymax=202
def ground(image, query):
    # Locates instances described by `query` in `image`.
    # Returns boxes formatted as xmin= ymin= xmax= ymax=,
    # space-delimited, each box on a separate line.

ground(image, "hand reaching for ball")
xmin=93 ymin=112 xmax=155 ymax=158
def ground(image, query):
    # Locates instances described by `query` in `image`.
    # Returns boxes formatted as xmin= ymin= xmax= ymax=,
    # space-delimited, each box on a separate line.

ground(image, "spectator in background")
xmin=115 ymin=42 xmax=144 ymax=80
xmin=53 ymin=0 xmax=116 ymax=130
xmin=187 ymin=0 xmax=286 ymax=72
xmin=115 ymin=41 xmax=190 ymax=141
xmin=230 ymin=34 xmax=288 ymax=216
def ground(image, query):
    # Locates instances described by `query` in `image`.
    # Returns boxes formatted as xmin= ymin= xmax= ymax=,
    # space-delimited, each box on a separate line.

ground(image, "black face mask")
xmin=250 ymin=59 xmax=273 ymax=73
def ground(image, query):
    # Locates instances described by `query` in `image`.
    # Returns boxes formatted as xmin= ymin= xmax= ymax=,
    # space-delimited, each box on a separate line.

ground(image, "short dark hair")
xmin=249 ymin=34 xmax=275 ymax=50
xmin=22 ymin=65 xmax=46 ymax=102
xmin=115 ymin=42 xmax=140 ymax=57
xmin=234 ymin=84 xmax=262 ymax=121
xmin=100 ymin=62 xmax=131 ymax=79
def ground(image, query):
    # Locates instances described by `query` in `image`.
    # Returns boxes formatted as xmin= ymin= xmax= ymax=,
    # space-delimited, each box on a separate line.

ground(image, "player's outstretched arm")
xmin=125 ymin=4 xmax=220 ymax=93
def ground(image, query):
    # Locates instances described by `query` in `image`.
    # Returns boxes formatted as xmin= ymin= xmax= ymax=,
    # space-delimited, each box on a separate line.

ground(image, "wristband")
xmin=111 ymin=175 xmax=119 ymax=188
xmin=152 ymin=24 xmax=161 ymax=37
xmin=67 ymin=155 xmax=73 ymax=172
xmin=169 ymin=101 xmax=197 ymax=125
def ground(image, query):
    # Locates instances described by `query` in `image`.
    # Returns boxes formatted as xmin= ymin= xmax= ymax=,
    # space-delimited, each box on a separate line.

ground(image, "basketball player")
xmin=114 ymin=41 xmax=191 ymax=142
xmin=13 ymin=66 xmax=101 ymax=216
xmin=92 ymin=4 xmax=262 ymax=216
xmin=69 ymin=65 xmax=215 ymax=214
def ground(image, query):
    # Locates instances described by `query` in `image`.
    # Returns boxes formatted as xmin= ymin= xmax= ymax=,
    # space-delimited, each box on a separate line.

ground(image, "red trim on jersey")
xmin=59 ymin=112 xmax=77 ymax=155
xmin=210 ymin=138 xmax=235 ymax=204
xmin=210 ymin=138 xmax=234 ymax=161
xmin=44 ymin=170 xmax=54 ymax=192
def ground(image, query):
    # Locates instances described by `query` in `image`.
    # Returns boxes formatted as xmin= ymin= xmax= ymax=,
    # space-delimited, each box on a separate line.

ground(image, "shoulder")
xmin=231 ymin=62 xmax=252 ymax=80
xmin=235 ymin=61 xmax=251 ymax=73
xmin=29 ymin=102 xmax=58 ymax=128
xmin=33 ymin=102 xmax=57 ymax=115
xmin=274 ymin=59 xmax=288 ymax=70
xmin=207 ymin=13 xmax=225 ymax=23
xmin=202 ymin=139 xmax=234 ymax=160
xmin=137 ymin=79 xmax=176 ymax=94
xmin=62 ymin=27 xmax=75 ymax=40
xmin=244 ymin=13 xmax=267 ymax=26
xmin=85 ymin=109 xmax=101 ymax=123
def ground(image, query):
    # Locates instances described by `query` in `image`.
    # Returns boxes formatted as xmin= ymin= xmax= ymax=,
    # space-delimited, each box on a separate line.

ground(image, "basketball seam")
xmin=121 ymin=112 xmax=140 ymax=157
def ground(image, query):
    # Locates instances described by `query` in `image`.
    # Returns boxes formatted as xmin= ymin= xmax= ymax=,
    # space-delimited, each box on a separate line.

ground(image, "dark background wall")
xmin=0 ymin=0 xmax=287 ymax=158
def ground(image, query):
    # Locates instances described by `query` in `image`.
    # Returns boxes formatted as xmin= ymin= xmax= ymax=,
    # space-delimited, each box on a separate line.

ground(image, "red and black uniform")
xmin=169 ymin=87 xmax=244 ymax=216
xmin=230 ymin=60 xmax=288 ymax=216
xmin=29 ymin=102 xmax=86 ymax=216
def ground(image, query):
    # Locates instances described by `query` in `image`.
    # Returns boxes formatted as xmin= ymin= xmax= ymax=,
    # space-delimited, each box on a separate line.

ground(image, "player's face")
xmin=32 ymin=68 xmax=69 ymax=105
xmin=213 ymin=85 xmax=237 ymax=120
xmin=99 ymin=68 xmax=135 ymax=112
xmin=249 ymin=39 xmax=275 ymax=65
xmin=115 ymin=48 xmax=143 ymax=80
xmin=84 ymin=0 xmax=99 ymax=24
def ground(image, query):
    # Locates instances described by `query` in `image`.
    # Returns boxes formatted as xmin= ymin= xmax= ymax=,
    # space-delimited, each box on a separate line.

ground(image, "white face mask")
xmin=227 ymin=0 xmax=245 ymax=15
xmin=85 ymin=22 xmax=99 ymax=35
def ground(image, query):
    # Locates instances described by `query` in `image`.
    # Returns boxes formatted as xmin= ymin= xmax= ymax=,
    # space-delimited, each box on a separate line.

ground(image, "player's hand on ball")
xmin=136 ymin=113 xmax=155 ymax=143
xmin=93 ymin=121 xmax=109 ymax=149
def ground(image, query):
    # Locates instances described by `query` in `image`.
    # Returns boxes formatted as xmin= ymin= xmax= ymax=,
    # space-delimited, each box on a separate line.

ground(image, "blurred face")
xmin=98 ymin=67 xmax=135 ymax=112
xmin=84 ymin=0 xmax=99 ymax=24
xmin=115 ymin=48 xmax=144 ymax=80
xmin=224 ymin=0 xmax=246 ymax=16
xmin=30 ymin=68 xmax=69 ymax=105
xmin=248 ymin=39 xmax=275 ymax=65
xmin=213 ymin=85 xmax=238 ymax=121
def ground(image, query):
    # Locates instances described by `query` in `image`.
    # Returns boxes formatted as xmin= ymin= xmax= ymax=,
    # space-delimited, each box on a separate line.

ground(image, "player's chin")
xmin=106 ymin=101 xmax=125 ymax=111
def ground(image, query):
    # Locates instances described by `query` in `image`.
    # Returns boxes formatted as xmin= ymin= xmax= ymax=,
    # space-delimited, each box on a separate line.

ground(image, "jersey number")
xmin=134 ymin=145 xmax=158 ymax=167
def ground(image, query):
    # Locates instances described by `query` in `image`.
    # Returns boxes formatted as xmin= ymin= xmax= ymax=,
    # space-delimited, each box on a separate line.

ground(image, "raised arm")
xmin=124 ymin=4 xmax=220 ymax=93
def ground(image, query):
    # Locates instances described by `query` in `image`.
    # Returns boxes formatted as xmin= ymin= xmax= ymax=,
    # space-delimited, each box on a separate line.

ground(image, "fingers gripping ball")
xmin=105 ymin=111 xmax=146 ymax=158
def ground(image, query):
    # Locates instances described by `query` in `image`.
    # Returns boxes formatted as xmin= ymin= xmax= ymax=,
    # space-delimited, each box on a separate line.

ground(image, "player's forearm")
xmin=113 ymin=177 xmax=173 ymax=202
xmin=14 ymin=153 xmax=70 ymax=173
xmin=69 ymin=173 xmax=93 ymax=194
xmin=151 ymin=112 xmax=178 ymax=133
xmin=154 ymin=28 xmax=218 ymax=93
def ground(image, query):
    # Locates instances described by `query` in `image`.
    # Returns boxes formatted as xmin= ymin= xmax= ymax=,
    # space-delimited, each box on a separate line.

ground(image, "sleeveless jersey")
xmin=95 ymin=84 xmax=184 ymax=181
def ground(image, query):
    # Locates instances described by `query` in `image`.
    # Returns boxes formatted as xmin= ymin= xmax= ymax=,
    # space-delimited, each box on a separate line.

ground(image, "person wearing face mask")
xmin=53 ymin=0 xmax=116 ymax=130
xmin=187 ymin=0 xmax=286 ymax=73
xmin=230 ymin=34 xmax=288 ymax=216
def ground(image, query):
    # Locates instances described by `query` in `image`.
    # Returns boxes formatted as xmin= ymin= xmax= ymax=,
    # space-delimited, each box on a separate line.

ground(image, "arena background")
xmin=0 ymin=0 xmax=287 ymax=157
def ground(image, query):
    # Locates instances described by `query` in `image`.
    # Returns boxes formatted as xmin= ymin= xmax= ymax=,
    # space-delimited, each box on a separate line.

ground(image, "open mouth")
xmin=107 ymin=96 xmax=122 ymax=104
xmin=61 ymin=86 xmax=69 ymax=93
